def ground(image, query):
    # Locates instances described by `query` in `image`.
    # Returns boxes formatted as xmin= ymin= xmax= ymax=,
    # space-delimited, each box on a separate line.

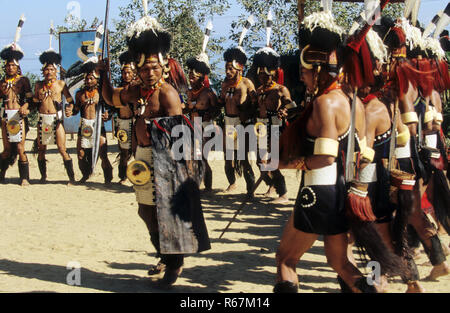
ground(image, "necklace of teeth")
xmin=5 ymin=75 xmax=20 ymax=90
xmin=43 ymin=80 xmax=55 ymax=99
xmin=85 ymin=89 xmax=97 ymax=105
xmin=138 ymin=81 xmax=163 ymax=116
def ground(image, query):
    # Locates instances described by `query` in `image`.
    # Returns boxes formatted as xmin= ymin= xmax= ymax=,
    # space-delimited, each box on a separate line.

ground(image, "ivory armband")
xmin=362 ymin=146 xmax=375 ymax=163
xmin=313 ymin=137 xmax=339 ymax=157
xmin=435 ymin=112 xmax=443 ymax=125
xmin=112 ymin=88 xmax=124 ymax=108
xmin=396 ymin=127 xmax=410 ymax=147
xmin=401 ymin=112 xmax=418 ymax=124
xmin=424 ymin=110 xmax=434 ymax=123
xmin=359 ymin=137 xmax=367 ymax=154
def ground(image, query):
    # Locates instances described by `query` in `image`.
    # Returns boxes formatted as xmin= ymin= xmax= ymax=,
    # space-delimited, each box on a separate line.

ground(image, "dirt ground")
xmin=0 ymin=128 xmax=449 ymax=293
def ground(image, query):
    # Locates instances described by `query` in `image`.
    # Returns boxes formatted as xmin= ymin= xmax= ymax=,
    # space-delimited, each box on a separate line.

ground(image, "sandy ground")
xmin=0 ymin=127 xmax=449 ymax=293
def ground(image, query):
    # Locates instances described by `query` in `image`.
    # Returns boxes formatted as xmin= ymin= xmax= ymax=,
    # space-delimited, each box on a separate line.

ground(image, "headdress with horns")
xmin=223 ymin=15 xmax=255 ymax=70
xmin=298 ymin=4 xmax=344 ymax=76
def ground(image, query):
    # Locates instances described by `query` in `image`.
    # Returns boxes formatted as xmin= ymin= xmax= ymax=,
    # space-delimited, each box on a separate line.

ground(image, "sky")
xmin=0 ymin=0 xmax=448 ymax=76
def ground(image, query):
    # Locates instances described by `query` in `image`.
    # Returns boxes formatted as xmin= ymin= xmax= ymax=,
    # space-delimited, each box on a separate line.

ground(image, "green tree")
xmin=230 ymin=0 xmax=404 ymax=56
xmin=55 ymin=14 xmax=101 ymax=33
xmin=109 ymin=0 xmax=230 ymax=86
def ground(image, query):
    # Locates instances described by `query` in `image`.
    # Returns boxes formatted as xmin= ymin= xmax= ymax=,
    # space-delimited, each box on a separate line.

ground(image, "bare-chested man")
xmin=273 ymin=12 xmax=374 ymax=293
xmin=185 ymin=50 xmax=218 ymax=193
xmin=113 ymin=51 xmax=138 ymax=184
xmin=253 ymin=47 xmax=292 ymax=204
xmin=66 ymin=59 xmax=113 ymax=185
xmin=33 ymin=50 xmax=75 ymax=184
xmin=376 ymin=17 xmax=449 ymax=284
xmin=220 ymin=46 xmax=257 ymax=199
xmin=99 ymin=15 xmax=210 ymax=289
xmin=0 ymin=42 xmax=33 ymax=186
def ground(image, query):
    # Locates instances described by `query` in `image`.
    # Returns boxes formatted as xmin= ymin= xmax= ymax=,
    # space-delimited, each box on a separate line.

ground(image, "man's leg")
xmin=224 ymin=149 xmax=237 ymax=192
xmin=99 ymin=136 xmax=113 ymax=185
xmin=17 ymin=123 xmax=29 ymax=186
xmin=37 ymin=126 xmax=48 ymax=183
xmin=275 ymin=213 xmax=318 ymax=292
xmin=77 ymin=137 xmax=91 ymax=183
xmin=0 ymin=122 xmax=12 ymax=182
xmin=118 ymin=148 xmax=129 ymax=184
xmin=324 ymin=233 xmax=376 ymax=293
xmin=55 ymin=124 xmax=75 ymax=184
xmin=271 ymin=169 xmax=288 ymax=203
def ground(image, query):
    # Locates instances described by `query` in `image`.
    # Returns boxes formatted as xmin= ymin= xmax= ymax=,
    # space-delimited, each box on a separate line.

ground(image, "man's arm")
xmin=159 ymin=84 xmax=183 ymax=117
xmin=62 ymin=82 xmax=75 ymax=117
xmin=70 ymin=91 xmax=82 ymax=117
xmin=98 ymin=57 xmax=128 ymax=109
xmin=19 ymin=77 xmax=32 ymax=116
xmin=398 ymin=83 xmax=418 ymax=137
xmin=279 ymin=96 xmax=338 ymax=170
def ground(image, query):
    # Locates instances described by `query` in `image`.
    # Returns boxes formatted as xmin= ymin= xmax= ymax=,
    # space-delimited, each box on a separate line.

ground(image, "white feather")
xmin=5 ymin=42 xmax=24 ymax=54
xmin=303 ymin=11 xmax=344 ymax=37
xmin=411 ymin=0 xmax=421 ymax=26
xmin=433 ymin=12 xmax=450 ymax=39
xmin=423 ymin=11 xmax=442 ymax=39
xmin=266 ymin=10 xmax=273 ymax=47
xmin=93 ymin=24 xmax=104 ymax=56
xmin=424 ymin=37 xmax=445 ymax=59
xmin=255 ymin=46 xmax=280 ymax=58
xmin=142 ymin=0 xmax=148 ymax=17
xmin=397 ymin=17 xmax=425 ymax=50
xmin=201 ymin=21 xmax=213 ymax=53
xmin=366 ymin=29 xmax=388 ymax=64
xmin=14 ymin=14 xmax=26 ymax=44
xmin=49 ymin=20 xmax=54 ymax=50
xmin=127 ymin=15 xmax=164 ymax=40
xmin=321 ymin=0 xmax=333 ymax=13
xmin=196 ymin=52 xmax=210 ymax=69
xmin=238 ymin=15 xmax=255 ymax=47
xmin=403 ymin=0 xmax=414 ymax=18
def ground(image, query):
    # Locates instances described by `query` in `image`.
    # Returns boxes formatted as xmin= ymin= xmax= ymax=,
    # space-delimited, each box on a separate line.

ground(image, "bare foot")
xmin=20 ymin=179 xmax=30 ymax=187
xmin=374 ymin=275 xmax=389 ymax=293
xmin=119 ymin=179 xmax=127 ymax=185
xmin=223 ymin=184 xmax=237 ymax=193
xmin=271 ymin=194 xmax=289 ymax=204
xmin=264 ymin=186 xmax=276 ymax=197
xmin=405 ymin=281 xmax=425 ymax=293
xmin=425 ymin=262 xmax=450 ymax=281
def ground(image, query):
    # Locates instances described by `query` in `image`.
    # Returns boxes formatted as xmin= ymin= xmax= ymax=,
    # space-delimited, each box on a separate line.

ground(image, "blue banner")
xmin=59 ymin=31 xmax=111 ymax=134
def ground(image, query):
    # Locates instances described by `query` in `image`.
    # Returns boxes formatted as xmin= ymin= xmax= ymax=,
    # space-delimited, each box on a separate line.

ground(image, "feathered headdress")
xmin=298 ymin=7 xmax=344 ymax=75
xmin=186 ymin=21 xmax=213 ymax=76
xmin=344 ymin=0 xmax=391 ymax=88
xmin=126 ymin=1 xmax=187 ymax=93
xmin=119 ymin=50 xmax=136 ymax=70
xmin=39 ymin=21 xmax=62 ymax=70
xmin=223 ymin=15 xmax=255 ymax=70
xmin=253 ymin=10 xmax=284 ymax=84
xmin=79 ymin=24 xmax=104 ymax=78
xmin=126 ymin=14 xmax=171 ymax=67
xmin=1 ymin=14 xmax=26 ymax=64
